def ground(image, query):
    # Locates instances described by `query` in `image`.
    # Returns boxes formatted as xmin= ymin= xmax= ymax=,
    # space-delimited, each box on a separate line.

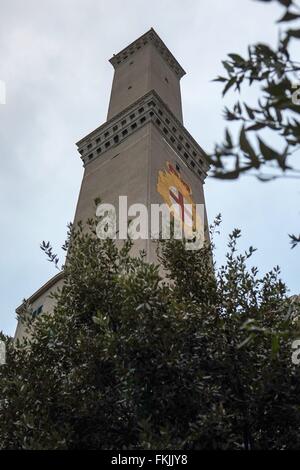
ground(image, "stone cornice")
xmin=76 ymin=90 xmax=210 ymax=183
xmin=16 ymin=272 xmax=64 ymax=315
xmin=109 ymin=28 xmax=186 ymax=79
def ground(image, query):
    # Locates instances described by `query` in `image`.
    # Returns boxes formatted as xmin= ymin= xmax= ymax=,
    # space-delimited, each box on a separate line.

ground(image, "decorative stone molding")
xmin=15 ymin=272 xmax=64 ymax=315
xmin=109 ymin=28 xmax=186 ymax=79
xmin=76 ymin=90 xmax=210 ymax=183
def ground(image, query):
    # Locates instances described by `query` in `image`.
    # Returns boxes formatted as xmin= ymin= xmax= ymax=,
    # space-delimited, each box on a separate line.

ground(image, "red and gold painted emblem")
xmin=157 ymin=162 xmax=202 ymax=236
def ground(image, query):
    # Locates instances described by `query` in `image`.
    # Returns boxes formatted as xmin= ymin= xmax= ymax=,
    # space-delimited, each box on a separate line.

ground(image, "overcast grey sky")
xmin=0 ymin=0 xmax=299 ymax=336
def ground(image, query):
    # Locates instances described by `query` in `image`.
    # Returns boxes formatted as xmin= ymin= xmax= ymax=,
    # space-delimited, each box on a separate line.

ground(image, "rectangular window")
xmin=32 ymin=305 xmax=43 ymax=318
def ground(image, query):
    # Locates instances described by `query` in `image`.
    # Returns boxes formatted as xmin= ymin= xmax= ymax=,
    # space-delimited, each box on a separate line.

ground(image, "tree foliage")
xmin=0 ymin=219 xmax=299 ymax=450
xmin=210 ymin=0 xmax=300 ymax=246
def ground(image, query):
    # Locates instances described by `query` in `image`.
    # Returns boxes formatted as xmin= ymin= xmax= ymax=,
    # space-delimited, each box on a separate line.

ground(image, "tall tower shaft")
xmin=74 ymin=29 xmax=209 ymax=259
xmin=107 ymin=28 xmax=184 ymax=122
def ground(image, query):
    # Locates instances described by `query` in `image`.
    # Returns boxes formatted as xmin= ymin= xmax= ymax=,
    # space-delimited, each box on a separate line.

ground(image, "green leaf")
xmin=222 ymin=77 xmax=236 ymax=96
xmin=258 ymin=137 xmax=278 ymax=161
xmin=222 ymin=60 xmax=234 ymax=74
xmin=289 ymin=233 xmax=300 ymax=249
xmin=237 ymin=335 xmax=253 ymax=349
xmin=287 ymin=29 xmax=300 ymax=39
xmin=277 ymin=11 xmax=300 ymax=23
xmin=213 ymin=76 xmax=227 ymax=82
xmin=244 ymin=103 xmax=255 ymax=120
xmin=278 ymin=0 xmax=292 ymax=6
xmin=228 ymin=53 xmax=245 ymax=64
xmin=258 ymin=138 xmax=288 ymax=170
xmin=246 ymin=122 xmax=266 ymax=132
xmin=240 ymin=127 xmax=260 ymax=168
xmin=225 ymin=129 xmax=233 ymax=148
xmin=213 ymin=164 xmax=252 ymax=179
xmin=271 ymin=334 xmax=280 ymax=358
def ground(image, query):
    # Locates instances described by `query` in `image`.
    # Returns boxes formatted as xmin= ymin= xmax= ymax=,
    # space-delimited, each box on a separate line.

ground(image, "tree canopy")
xmin=0 ymin=219 xmax=299 ymax=450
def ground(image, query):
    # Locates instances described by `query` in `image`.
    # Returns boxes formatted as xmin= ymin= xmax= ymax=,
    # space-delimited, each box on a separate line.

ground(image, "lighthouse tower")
xmin=14 ymin=29 xmax=210 ymax=341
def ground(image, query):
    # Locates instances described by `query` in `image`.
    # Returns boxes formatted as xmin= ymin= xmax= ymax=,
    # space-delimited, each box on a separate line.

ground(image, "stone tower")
xmin=14 ymin=28 xmax=210 ymax=341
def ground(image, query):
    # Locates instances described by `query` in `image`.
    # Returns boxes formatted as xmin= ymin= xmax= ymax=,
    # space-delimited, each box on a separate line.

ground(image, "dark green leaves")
xmin=278 ymin=0 xmax=293 ymax=6
xmin=246 ymin=122 xmax=266 ymax=131
xmin=240 ymin=127 xmax=260 ymax=168
xmin=286 ymin=28 xmax=300 ymax=40
xmin=222 ymin=77 xmax=236 ymax=96
xmin=40 ymin=241 xmax=60 ymax=270
xmin=278 ymin=11 xmax=300 ymax=23
xmin=222 ymin=60 xmax=234 ymax=74
xmin=258 ymin=138 xmax=289 ymax=169
xmin=225 ymin=129 xmax=233 ymax=148
xmin=213 ymin=76 xmax=227 ymax=82
xmin=289 ymin=233 xmax=300 ymax=249
xmin=2 ymin=218 xmax=300 ymax=449
xmin=258 ymin=137 xmax=278 ymax=161
xmin=228 ymin=53 xmax=246 ymax=65
xmin=211 ymin=0 xmax=299 ymax=250
xmin=244 ymin=103 xmax=256 ymax=120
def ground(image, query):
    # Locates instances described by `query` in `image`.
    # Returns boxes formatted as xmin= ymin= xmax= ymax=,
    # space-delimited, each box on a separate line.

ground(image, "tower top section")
xmin=109 ymin=28 xmax=186 ymax=79
xmin=107 ymin=28 xmax=186 ymax=122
